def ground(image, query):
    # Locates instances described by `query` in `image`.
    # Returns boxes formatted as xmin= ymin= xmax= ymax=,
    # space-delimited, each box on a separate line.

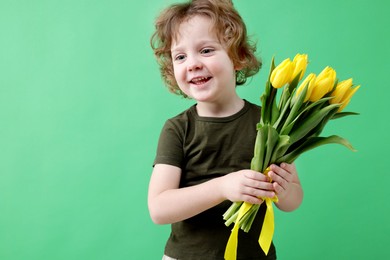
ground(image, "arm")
xmin=268 ymin=163 xmax=303 ymax=212
xmin=148 ymin=164 xmax=276 ymax=224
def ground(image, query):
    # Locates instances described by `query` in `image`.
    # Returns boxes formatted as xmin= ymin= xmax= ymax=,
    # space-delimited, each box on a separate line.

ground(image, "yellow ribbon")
xmin=224 ymin=201 xmax=252 ymax=260
xmin=224 ymin=169 xmax=278 ymax=260
xmin=259 ymin=196 xmax=278 ymax=255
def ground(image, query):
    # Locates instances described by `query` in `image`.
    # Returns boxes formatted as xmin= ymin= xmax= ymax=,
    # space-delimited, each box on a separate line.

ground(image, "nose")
xmin=187 ymin=55 xmax=202 ymax=71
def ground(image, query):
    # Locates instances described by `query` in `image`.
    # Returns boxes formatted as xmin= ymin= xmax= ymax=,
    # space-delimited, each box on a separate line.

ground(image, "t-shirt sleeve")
xmin=153 ymin=119 xmax=184 ymax=168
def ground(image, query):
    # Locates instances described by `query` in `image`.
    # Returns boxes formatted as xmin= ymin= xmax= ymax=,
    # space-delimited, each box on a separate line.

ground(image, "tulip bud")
xmin=295 ymin=73 xmax=316 ymax=102
xmin=270 ymin=58 xmax=294 ymax=89
xmin=309 ymin=66 xmax=336 ymax=102
xmin=291 ymin=54 xmax=308 ymax=82
xmin=330 ymin=79 xmax=353 ymax=104
xmin=330 ymin=78 xmax=360 ymax=111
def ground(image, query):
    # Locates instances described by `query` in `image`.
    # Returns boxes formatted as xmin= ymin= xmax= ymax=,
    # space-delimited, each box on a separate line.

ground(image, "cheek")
xmin=173 ymin=65 xmax=185 ymax=82
xmin=172 ymin=66 xmax=188 ymax=93
xmin=210 ymin=57 xmax=235 ymax=76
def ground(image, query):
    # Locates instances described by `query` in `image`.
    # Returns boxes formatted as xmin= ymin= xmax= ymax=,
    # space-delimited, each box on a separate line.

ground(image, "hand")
xmin=268 ymin=163 xmax=297 ymax=200
xmin=219 ymin=169 xmax=276 ymax=205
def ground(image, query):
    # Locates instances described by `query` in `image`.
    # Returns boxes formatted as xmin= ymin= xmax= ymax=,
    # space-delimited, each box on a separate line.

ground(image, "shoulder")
xmin=164 ymin=105 xmax=196 ymax=128
xmin=168 ymin=105 xmax=196 ymax=122
xmin=244 ymin=99 xmax=261 ymax=112
xmin=160 ymin=105 xmax=197 ymax=138
xmin=241 ymin=100 xmax=261 ymax=122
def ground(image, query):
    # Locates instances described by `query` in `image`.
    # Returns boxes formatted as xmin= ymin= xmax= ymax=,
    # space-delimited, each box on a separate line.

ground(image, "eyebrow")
xmin=171 ymin=40 xmax=220 ymax=53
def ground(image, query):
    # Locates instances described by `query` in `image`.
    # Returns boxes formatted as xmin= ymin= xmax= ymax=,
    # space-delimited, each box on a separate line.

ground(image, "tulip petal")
xmin=310 ymin=67 xmax=336 ymax=102
xmin=338 ymin=85 xmax=360 ymax=111
xmin=270 ymin=58 xmax=293 ymax=89
xmin=296 ymin=73 xmax=316 ymax=102
xmin=330 ymin=79 xmax=353 ymax=104
xmin=291 ymin=54 xmax=308 ymax=82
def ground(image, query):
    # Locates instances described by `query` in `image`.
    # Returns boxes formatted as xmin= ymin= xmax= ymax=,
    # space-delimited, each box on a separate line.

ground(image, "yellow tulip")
xmin=291 ymin=54 xmax=308 ymax=82
xmin=270 ymin=58 xmax=294 ymax=88
xmin=309 ymin=66 xmax=336 ymax=102
xmin=330 ymin=78 xmax=360 ymax=111
xmin=330 ymin=79 xmax=353 ymax=104
xmin=295 ymin=73 xmax=316 ymax=102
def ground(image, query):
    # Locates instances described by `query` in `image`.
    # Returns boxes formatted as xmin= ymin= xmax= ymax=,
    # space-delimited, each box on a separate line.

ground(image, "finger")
xmin=250 ymin=189 xmax=275 ymax=199
xmin=244 ymin=185 xmax=275 ymax=199
xmin=273 ymin=182 xmax=285 ymax=194
xmin=244 ymin=181 xmax=274 ymax=194
xmin=244 ymin=170 xmax=271 ymax=182
xmin=269 ymin=171 xmax=288 ymax=190
xmin=270 ymin=164 xmax=292 ymax=182
xmin=243 ymin=195 xmax=263 ymax=205
xmin=280 ymin=162 xmax=296 ymax=174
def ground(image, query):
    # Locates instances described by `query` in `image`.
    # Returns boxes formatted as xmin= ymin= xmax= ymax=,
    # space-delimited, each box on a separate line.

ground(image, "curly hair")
xmin=150 ymin=0 xmax=261 ymax=97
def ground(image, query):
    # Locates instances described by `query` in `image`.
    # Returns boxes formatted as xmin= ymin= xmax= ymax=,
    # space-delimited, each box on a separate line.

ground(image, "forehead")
xmin=172 ymin=15 xmax=218 ymax=45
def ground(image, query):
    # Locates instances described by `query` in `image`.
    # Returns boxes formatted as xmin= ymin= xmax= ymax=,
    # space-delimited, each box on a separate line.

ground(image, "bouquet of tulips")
xmin=223 ymin=54 xmax=360 ymax=259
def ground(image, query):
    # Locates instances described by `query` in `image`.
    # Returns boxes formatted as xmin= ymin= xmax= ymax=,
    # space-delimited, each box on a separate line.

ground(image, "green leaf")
xmin=301 ymin=104 xmax=340 ymax=139
xmin=261 ymin=83 xmax=278 ymax=126
xmin=275 ymin=135 xmax=356 ymax=164
xmin=289 ymin=104 xmax=340 ymax=143
xmin=300 ymin=97 xmax=333 ymax=115
xmin=263 ymin=125 xmax=279 ymax=171
xmin=270 ymin=91 xmax=280 ymax=125
xmin=273 ymin=97 xmax=291 ymax=131
xmin=260 ymin=84 xmax=270 ymax=126
xmin=270 ymin=56 xmax=276 ymax=76
xmin=280 ymin=84 xmax=307 ymax=135
xmin=260 ymin=57 xmax=276 ymax=125
xmin=281 ymin=96 xmax=335 ymax=136
xmin=270 ymin=135 xmax=290 ymax=163
xmin=331 ymin=111 xmax=360 ymax=119
xmin=278 ymin=82 xmax=294 ymax=111
xmin=251 ymin=125 xmax=268 ymax=172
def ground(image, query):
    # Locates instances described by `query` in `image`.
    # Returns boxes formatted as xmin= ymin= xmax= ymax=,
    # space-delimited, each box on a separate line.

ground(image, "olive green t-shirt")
xmin=154 ymin=100 xmax=276 ymax=260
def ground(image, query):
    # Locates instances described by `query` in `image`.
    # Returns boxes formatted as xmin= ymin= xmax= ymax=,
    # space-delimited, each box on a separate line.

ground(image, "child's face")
xmin=171 ymin=15 xmax=237 ymax=103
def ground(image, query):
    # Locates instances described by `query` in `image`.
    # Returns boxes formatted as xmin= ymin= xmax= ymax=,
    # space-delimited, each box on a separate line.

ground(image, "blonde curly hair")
xmin=151 ymin=0 xmax=261 ymax=97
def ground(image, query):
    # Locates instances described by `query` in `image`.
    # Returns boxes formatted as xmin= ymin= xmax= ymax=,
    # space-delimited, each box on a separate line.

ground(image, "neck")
xmin=196 ymin=97 xmax=244 ymax=118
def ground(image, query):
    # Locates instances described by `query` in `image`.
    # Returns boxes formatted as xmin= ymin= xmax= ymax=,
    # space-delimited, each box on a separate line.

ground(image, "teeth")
xmin=192 ymin=77 xmax=208 ymax=83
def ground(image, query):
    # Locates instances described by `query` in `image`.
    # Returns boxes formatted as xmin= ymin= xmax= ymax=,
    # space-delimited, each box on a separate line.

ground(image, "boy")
xmin=148 ymin=1 xmax=303 ymax=259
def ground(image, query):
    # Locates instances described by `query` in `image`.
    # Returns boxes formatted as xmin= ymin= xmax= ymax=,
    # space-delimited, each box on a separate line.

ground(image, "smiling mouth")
xmin=190 ymin=76 xmax=211 ymax=85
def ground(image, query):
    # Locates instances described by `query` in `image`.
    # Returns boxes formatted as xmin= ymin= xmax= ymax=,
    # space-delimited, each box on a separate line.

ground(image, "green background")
xmin=0 ymin=0 xmax=389 ymax=259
